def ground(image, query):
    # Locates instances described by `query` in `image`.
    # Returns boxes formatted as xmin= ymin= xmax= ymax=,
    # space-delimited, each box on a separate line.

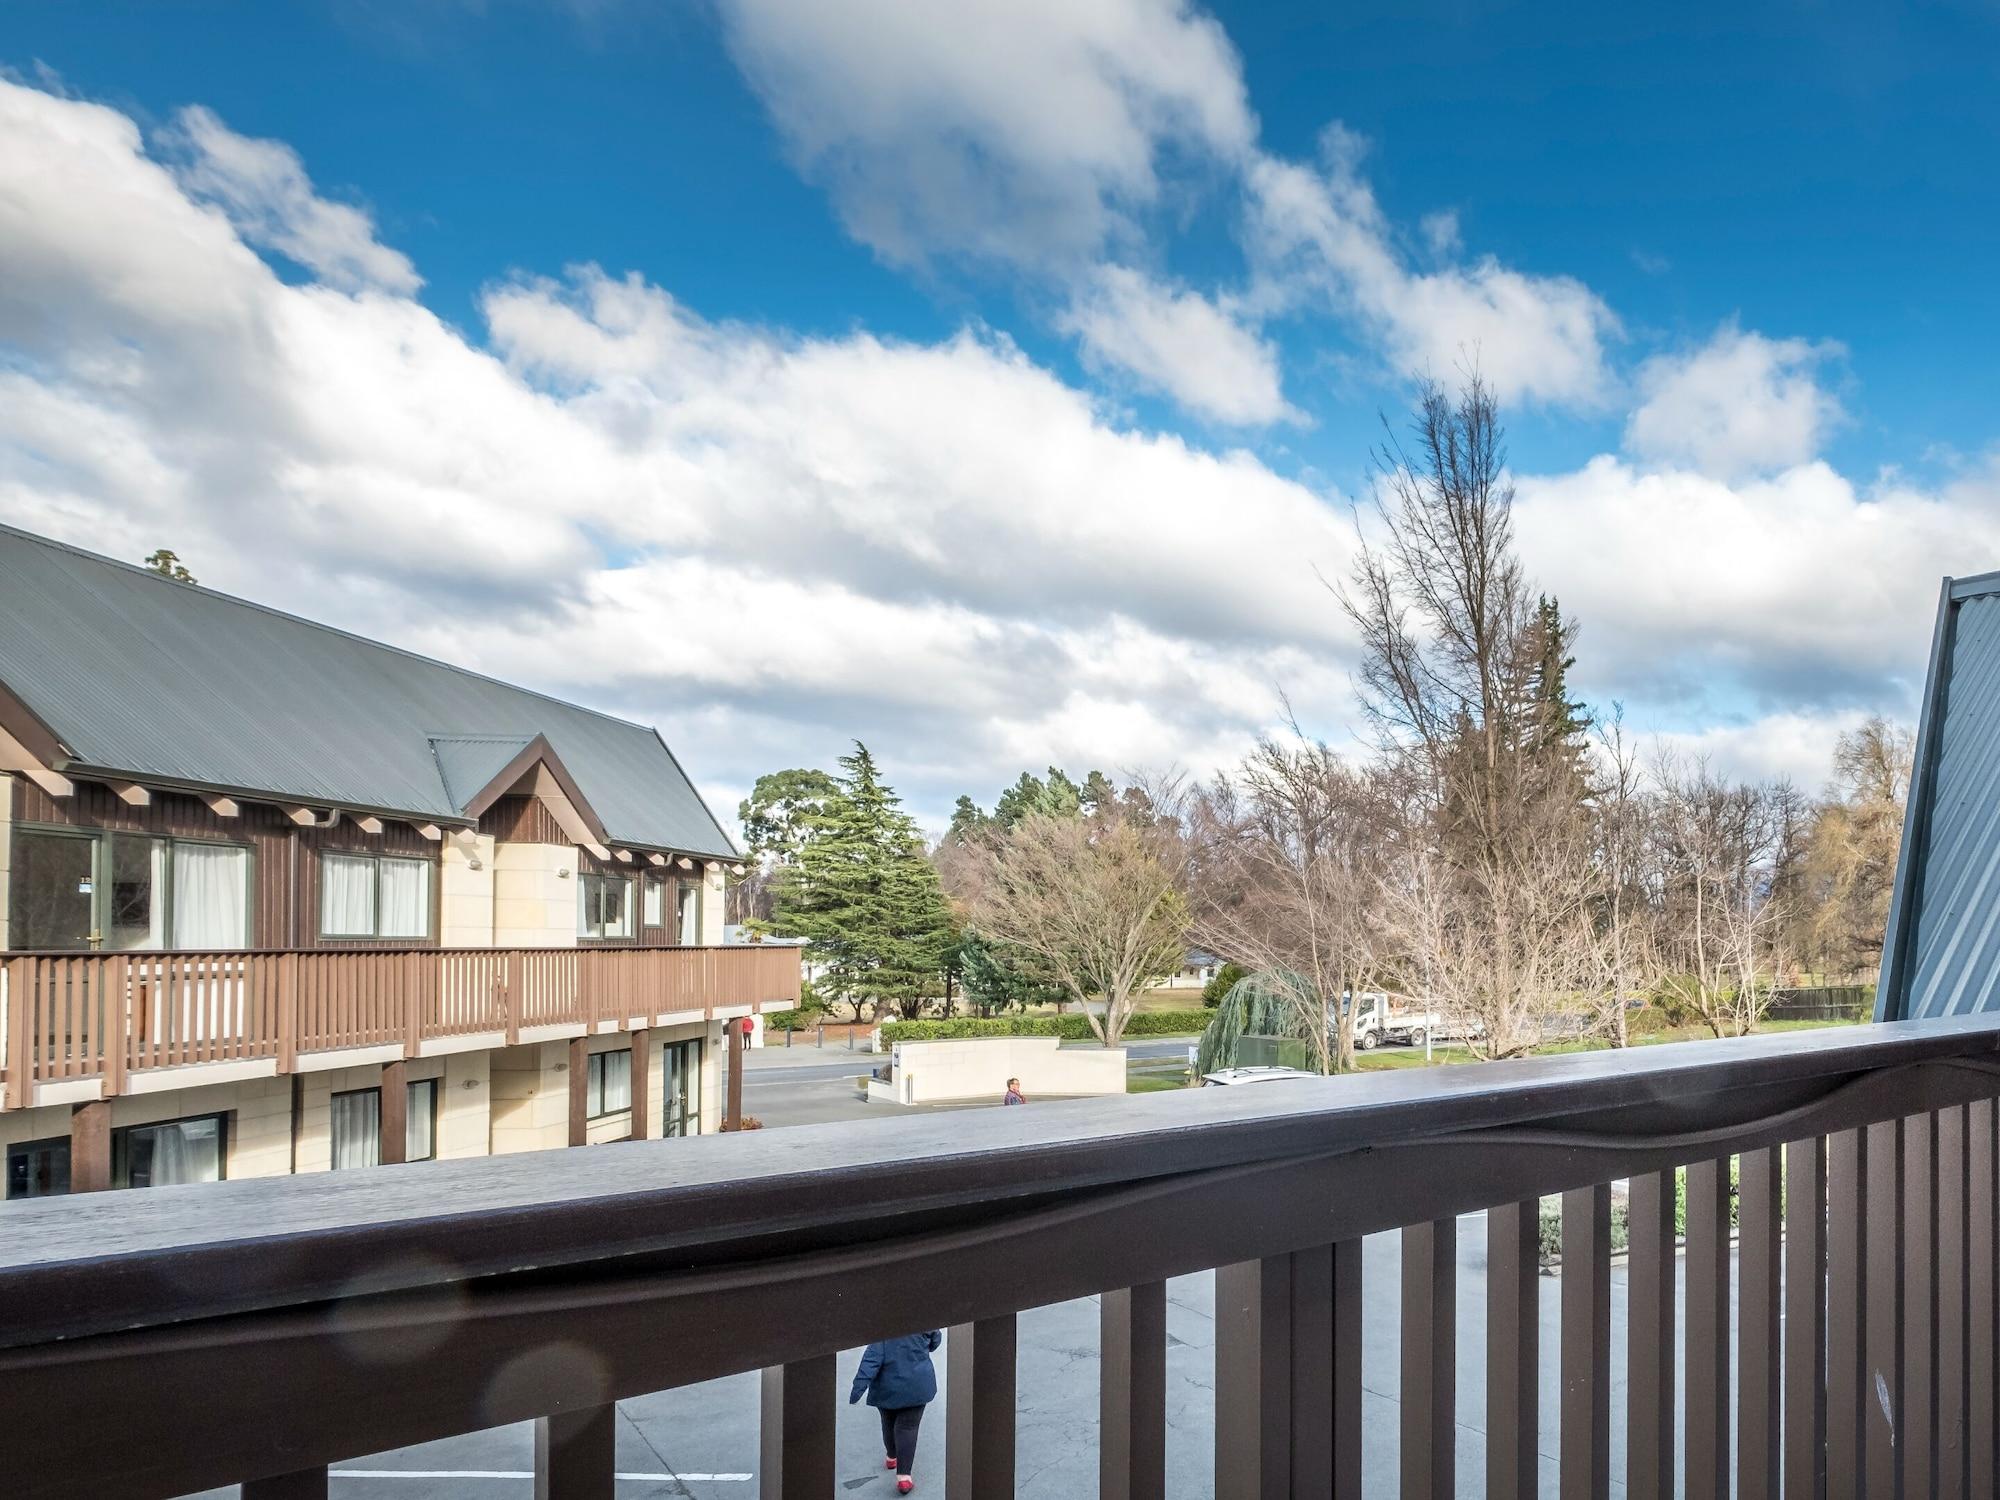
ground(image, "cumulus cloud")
xmin=1625 ymin=323 xmax=1845 ymax=478
xmin=712 ymin=0 xmax=1255 ymax=271
xmin=161 ymin=105 xmax=421 ymax=295
xmin=1244 ymin=143 xmax=1619 ymax=407
xmin=0 ymin=76 xmax=1351 ymax=823
xmin=1058 ymin=266 xmax=1298 ymax=425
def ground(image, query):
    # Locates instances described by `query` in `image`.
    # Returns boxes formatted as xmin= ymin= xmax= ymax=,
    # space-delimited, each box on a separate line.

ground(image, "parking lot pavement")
xmin=196 ymin=1208 xmax=1723 ymax=1498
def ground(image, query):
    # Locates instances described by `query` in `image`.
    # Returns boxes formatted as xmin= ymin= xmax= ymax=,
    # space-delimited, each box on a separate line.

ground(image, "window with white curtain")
xmin=171 ymin=842 xmax=249 ymax=949
xmin=320 ymin=852 xmax=432 ymax=939
xmin=585 ymin=1049 xmax=631 ymax=1118
xmin=330 ymin=1089 xmax=381 ymax=1170
xmin=642 ymin=875 xmax=665 ymax=928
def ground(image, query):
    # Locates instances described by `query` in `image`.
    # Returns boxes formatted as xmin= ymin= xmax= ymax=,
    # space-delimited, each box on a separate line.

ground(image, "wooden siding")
xmin=9 ymin=781 xmax=440 ymax=950
xmin=479 ymin=795 xmax=569 ymax=846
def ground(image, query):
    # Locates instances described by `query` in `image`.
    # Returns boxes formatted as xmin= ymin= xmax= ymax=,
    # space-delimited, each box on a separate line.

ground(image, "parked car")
xmin=1347 ymin=991 xmax=1484 ymax=1050
xmin=1200 ymin=1066 xmax=1315 ymax=1086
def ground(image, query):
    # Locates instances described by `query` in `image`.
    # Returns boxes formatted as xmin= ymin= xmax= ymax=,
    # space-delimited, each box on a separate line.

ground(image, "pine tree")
xmin=956 ymin=929 xmax=1068 ymax=1015
xmin=767 ymin=743 xmax=957 ymax=1019
xmin=945 ymin=794 xmax=992 ymax=846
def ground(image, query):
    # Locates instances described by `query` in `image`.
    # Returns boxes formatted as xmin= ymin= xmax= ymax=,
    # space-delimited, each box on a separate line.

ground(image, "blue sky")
xmin=3 ymin=1 xmax=1997 ymax=822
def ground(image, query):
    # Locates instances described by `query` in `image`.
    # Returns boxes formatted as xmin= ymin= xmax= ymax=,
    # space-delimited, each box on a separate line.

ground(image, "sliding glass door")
xmin=6 ymin=827 xmax=248 ymax=951
xmin=663 ymin=1038 xmax=702 ymax=1137
xmin=9 ymin=830 xmax=96 ymax=949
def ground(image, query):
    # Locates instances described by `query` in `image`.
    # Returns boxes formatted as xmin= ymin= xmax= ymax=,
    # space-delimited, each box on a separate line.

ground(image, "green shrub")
xmin=879 ymin=1009 xmax=1210 ymax=1045
xmin=1202 ymin=962 xmax=1247 ymax=1008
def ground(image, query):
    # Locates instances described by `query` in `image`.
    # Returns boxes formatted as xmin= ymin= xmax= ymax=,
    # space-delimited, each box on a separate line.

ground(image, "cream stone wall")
xmin=701 ymin=863 xmax=726 ymax=946
xmin=0 ymin=1076 xmax=294 ymax=1180
xmin=701 ymin=1019 xmax=724 ymax=1134
xmin=492 ymin=842 xmax=579 ymax=947
xmin=489 ymin=1041 xmax=569 ymax=1154
xmin=439 ymin=832 xmax=497 ymax=948
xmin=437 ymin=1050 xmax=492 ymax=1159
xmin=294 ymin=1057 xmax=454 ymax=1174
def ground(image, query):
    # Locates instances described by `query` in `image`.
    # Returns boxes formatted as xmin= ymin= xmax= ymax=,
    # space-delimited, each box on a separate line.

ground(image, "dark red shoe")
xmin=885 ymin=1456 xmax=897 ymax=1470
xmin=897 ymin=1481 xmax=914 ymax=1495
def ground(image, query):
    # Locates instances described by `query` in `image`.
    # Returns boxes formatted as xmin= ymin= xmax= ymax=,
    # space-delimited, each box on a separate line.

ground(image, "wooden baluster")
xmin=1629 ymin=1170 xmax=1676 ymax=1500
xmin=1561 ymin=1184 xmax=1611 ymax=1500
xmin=1866 ymin=1119 xmax=1905 ymax=1500
xmin=104 ymin=955 xmax=129 ymax=1098
xmin=1904 ymin=1113 xmax=1938 ymax=1500
xmin=1685 ymin=1157 xmax=1730 ymax=1500
xmin=1 ymin=958 xmax=26 ymax=1110
xmin=1487 ymin=1199 xmax=1539 ymax=1500
xmin=1101 ymin=1283 xmax=1165 ymax=1500
xmin=1739 ymin=1146 xmax=1783 ymax=1500
xmin=1783 ymin=1135 xmax=1828 ymax=1500
xmin=1828 ymin=1128 xmax=1867 ymax=1500
xmin=534 ymin=1402 xmax=615 ymax=1500
xmin=759 ymin=1356 xmax=834 ymax=1500
xmin=1938 ymin=1106 xmax=1969 ymax=1500
xmin=947 ymin=1316 xmax=1016 ymax=1500
xmin=1402 ymin=1217 xmax=1456 ymax=1499
xmin=1970 ymin=1099 xmax=1998 ymax=1498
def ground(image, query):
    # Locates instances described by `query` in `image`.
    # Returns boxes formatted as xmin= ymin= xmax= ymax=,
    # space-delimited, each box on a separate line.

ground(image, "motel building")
xmin=0 ymin=522 xmax=800 ymax=1196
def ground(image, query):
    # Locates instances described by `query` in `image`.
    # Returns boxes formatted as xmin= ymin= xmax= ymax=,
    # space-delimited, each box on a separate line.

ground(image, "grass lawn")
xmin=1351 ymin=1014 xmax=1862 ymax=1073
xmin=1127 ymin=1074 xmax=1189 ymax=1093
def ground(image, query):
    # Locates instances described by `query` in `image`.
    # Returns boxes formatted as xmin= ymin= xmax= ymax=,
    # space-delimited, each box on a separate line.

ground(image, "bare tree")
xmin=1797 ymin=717 xmax=1915 ymax=979
xmin=1341 ymin=371 xmax=1600 ymax=1054
xmin=961 ymin=809 xmax=1189 ymax=1047
xmin=1188 ymin=736 xmax=1390 ymax=1072
xmin=1590 ymin=708 xmax=1655 ymax=1046
xmin=1650 ymin=751 xmax=1786 ymax=1037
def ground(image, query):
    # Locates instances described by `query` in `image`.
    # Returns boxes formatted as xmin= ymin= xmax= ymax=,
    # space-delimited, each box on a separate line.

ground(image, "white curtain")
xmin=172 ymin=844 xmax=247 ymax=949
xmin=130 ymin=1117 xmax=224 ymax=1187
xmin=321 ymin=853 xmax=376 ymax=937
xmin=677 ymin=880 xmax=700 ymax=945
xmin=379 ymin=858 xmax=430 ymax=939
xmin=330 ymin=1090 xmax=381 ymax=1170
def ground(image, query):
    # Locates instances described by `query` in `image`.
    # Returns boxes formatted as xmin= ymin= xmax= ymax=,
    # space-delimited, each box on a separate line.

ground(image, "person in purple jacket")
xmin=850 ymin=1330 xmax=942 ymax=1492
xmin=1002 ymin=1077 xmax=1026 ymax=1106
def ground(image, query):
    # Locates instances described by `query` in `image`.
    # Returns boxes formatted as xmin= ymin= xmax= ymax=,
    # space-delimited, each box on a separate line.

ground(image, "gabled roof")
xmin=1878 ymin=571 xmax=2000 ymax=1019
xmin=0 ymin=523 xmax=737 ymax=859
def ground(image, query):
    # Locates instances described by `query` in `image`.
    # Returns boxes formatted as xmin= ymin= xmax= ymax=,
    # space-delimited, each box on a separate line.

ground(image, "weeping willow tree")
xmin=1194 ymin=969 xmax=1335 ymax=1074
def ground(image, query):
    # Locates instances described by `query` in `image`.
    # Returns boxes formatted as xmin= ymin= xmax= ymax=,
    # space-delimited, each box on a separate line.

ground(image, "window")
xmin=8 ymin=829 xmax=249 ymax=951
xmin=579 ymin=873 xmax=633 ymax=939
xmin=675 ymin=878 xmax=701 ymax=945
xmin=320 ymin=852 xmax=432 ymax=939
xmin=585 ymin=1048 xmax=632 ymax=1118
xmin=642 ymin=875 xmax=665 ymax=928
xmin=663 ymin=1038 xmax=702 ymax=1137
xmin=330 ymin=1079 xmax=441 ymax=1168
xmin=6 ymin=1136 xmax=71 ymax=1199
xmin=114 ymin=1114 xmax=226 ymax=1188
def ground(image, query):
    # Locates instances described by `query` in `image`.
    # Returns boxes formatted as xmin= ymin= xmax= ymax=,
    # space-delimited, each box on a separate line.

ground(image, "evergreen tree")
xmin=1527 ymin=595 xmax=1591 ymax=756
xmin=739 ymin=768 xmax=842 ymax=862
xmin=767 ymin=743 xmax=958 ymax=1019
xmin=945 ymin=794 xmax=992 ymax=846
xmin=956 ymin=929 xmax=1068 ymax=1014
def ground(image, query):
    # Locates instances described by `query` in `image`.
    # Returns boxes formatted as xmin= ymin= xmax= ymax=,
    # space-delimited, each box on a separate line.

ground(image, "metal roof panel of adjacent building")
xmin=0 ymin=523 xmax=738 ymax=859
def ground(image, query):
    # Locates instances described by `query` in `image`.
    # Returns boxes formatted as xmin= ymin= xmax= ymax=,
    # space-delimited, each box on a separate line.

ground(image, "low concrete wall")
xmin=874 ymin=1036 xmax=1127 ymax=1105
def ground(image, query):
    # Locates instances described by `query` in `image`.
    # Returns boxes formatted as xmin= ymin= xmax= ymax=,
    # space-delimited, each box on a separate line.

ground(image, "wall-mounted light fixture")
xmin=557 ymin=866 xmax=572 ymax=879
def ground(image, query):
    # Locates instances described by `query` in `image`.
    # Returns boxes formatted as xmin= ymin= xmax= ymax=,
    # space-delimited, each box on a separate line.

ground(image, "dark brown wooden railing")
xmin=2 ymin=1015 xmax=1998 ymax=1499
xmin=0 ymin=943 xmax=801 ymax=1105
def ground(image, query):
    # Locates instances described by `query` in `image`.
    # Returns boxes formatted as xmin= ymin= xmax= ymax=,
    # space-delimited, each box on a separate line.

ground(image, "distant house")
xmin=0 ymin=522 xmax=797 ymax=1197
xmin=1158 ymin=948 xmax=1223 ymax=990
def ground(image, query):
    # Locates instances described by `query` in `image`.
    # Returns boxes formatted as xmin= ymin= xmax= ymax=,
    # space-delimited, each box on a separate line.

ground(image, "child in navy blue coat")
xmin=850 ymin=1330 xmax=942 ymax=1492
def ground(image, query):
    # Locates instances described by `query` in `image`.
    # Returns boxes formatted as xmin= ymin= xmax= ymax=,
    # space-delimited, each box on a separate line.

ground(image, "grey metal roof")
xmin=1878 ymin=573 xmax=2000 ymax=1019
xmin=0 ymin=523 xmax=738 ymax=858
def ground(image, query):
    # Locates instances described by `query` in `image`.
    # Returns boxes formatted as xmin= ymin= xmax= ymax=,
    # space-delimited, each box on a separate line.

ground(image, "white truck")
xmin=1346 ymin=990 xmax=1483 ymax=1050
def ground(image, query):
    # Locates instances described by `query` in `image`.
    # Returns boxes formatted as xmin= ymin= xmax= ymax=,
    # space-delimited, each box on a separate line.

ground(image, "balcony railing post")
xmin=1488 ymin=1199 xmax=1539 ymax=1500
xmin=403 ymin=951 xmax=422 ymax=1059
xmin=1738 ymin=1147 xmax=1783 ymax=1500
xmin=1970 ymin=1099 xmax=1998 ymax=1498
xmin=759 ymin=1355 xmax=835 ymax=1500
xmin=1866 ymin=1119 xmax=1906 ymax=1500
xmin=1560 ymin=1184 xmax=1612 ymax=1500
xmin=1399 ymin=1217 xmax=1457 ymax=1497
xmin=1783 ymin=1136 xmax=1828 ymax=1500
xmin=502 ymin=953 xmax=518 ymax=1045
xmin=1099 ymin=1282 xmax=1165 ymax=1500
xmin=946 ymin=1315 xmax=1016 ymax=1500
xmin=1904 ymin=1112 xmax=1938 ymax=1500
xmin=104 ymin=956 xmax=129 ymax=1097
xmin=1685 ymin=1156 xmax=1730 ymax=1500
xmin=534 ymin=1402 xmax=614 ymax=1500
xmin=1629 ymin=1170 xmax=1677 ymax=1500
xmin=276 ymin=952 xmax=299 ymax=1074
xmin=2 ymin=957 xmax=28 ymax=1109
xmin=1937 ymin=1106 xmax=1969 ymax=1500
xmin=1828 ymin=1128 xmax=1867 ymax=1499
xmin=1213 ymin=1257 xmax=1289 ymax=1500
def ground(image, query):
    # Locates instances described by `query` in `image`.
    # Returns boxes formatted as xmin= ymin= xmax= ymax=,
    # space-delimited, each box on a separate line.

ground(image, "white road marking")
xmin=329 ymin=1471 xmax=752 ymax=1482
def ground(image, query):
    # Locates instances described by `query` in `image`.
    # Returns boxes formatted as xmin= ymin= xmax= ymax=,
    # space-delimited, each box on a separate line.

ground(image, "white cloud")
xmin=0 ymin=77 xmax=1350 ymax=825
xmin=161 ymin=105 xmax=420 ymax=295
xmin=1244 ymin=144 xmax=1619 ymax=407
xmin=1625 ymin=323 xmax=1844 ymax=479
xmin=713 ymin=0 xmax=1255 ymax=271
xmin=1648 ymin=709 xmax=1874 ymax=794
xmin=1058 ymin=265 xmax=1298 ymax=425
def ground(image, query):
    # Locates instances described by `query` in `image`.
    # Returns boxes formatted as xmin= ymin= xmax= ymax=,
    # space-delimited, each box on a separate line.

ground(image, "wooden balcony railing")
xmin=0 ymin=943 xmax=801 ymax=1106
xmin=3 ymin=1015 xmax=1999 ymax=1499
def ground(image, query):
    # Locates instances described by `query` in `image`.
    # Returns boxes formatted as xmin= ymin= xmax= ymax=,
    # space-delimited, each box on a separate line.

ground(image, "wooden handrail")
xmin=0 ymin=1016 xmax=1996 ymax=1498
xmin=0 ymin=944 xmax=802 ymax=1098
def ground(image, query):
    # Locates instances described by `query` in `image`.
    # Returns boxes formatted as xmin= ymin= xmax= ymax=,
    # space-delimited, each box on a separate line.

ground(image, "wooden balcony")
xmin=0 ymin=943 xmax=801 ymax=1107
xmin=3 ymin=1013 xmax=1998 ymax=1498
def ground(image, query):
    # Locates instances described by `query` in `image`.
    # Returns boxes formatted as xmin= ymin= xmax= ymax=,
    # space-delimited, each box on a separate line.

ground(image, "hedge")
xmin=878 ymin=1010 xmax=1210 ymax=1045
